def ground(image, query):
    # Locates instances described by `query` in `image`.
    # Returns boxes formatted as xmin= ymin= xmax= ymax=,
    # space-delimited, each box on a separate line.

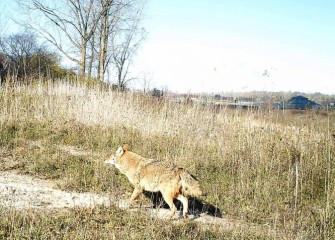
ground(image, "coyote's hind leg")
xmin=162 ymin=191 xmax=177 ymax=219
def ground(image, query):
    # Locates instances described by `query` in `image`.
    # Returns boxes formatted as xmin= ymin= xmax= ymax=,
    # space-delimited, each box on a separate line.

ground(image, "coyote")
xmin=105 ymin=144 xmax=203 ymax=219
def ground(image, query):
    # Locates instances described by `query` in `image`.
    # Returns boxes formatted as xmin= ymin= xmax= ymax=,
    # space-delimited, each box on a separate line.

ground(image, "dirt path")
xmin=0 ymin=170 xmax=281 ymax=238
xmin=0 ymin=170 xmax=203 ymax=220
xmin=0 ymin=171 xmax=110 ymax=210
xmin=0 ymin=145 xmax=282 ymax=238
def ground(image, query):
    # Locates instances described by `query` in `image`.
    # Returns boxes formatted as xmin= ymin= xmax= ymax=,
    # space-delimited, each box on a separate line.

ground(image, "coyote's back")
xmin=105 ymin=144 xmax=203 ymax=219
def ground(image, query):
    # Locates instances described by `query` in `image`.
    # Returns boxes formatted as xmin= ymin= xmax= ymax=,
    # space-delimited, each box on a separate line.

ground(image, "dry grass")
xmin=0 ymin=80 xmax=334 ymax=239
xmin=0 ymin=206 xmax=232 ymax=240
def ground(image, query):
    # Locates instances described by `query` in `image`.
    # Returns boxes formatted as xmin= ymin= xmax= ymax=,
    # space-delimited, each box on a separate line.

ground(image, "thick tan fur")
xmin=105 ymin=144 xmax=203 ymax=219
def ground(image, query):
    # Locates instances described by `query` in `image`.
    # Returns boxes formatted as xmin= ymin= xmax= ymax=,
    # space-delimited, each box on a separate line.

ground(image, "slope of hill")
xmin=0 ymin=80 xmax=334 ymax=239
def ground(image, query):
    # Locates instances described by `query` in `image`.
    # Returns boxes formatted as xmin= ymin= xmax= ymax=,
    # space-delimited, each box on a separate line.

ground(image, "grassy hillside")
xmin=0 ymin=80 xmax=334 ymax=239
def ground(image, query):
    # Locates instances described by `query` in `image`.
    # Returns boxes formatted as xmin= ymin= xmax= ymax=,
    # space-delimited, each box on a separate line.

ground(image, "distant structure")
xmin=284 ymin=96 xmax=322 ymax=110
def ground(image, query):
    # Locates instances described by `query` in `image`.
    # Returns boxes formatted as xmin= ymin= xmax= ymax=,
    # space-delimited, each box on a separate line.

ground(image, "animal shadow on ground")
xmin=142 ymin=191 xmax=222 ymax=218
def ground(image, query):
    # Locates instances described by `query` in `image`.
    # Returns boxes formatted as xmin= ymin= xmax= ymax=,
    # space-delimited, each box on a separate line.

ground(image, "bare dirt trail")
xmin=0 ymin=171 xmax=111 ymax=210
xmin=0 ymin=145 xmax=282 ymax=238
xmin=0 ymin=170 xmax=221 ymax=222
xmin=0 ymin=171 xmax=263 ymax=233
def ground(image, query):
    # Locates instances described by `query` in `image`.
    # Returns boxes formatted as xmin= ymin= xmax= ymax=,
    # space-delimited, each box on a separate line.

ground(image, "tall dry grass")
xmin=0 ymin=80 xmax=334 ymax=239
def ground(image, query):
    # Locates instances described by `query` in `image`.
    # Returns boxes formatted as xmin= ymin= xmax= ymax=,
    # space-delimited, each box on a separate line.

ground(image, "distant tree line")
xmin=0 ymin=0 xmax=146 ymax=90
xmin=0 ymin=31 xmax=75 ymax=83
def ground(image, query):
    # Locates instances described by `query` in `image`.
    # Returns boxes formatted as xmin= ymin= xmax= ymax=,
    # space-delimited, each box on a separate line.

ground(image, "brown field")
xmin=0 ymin=80 xmax=334 ymax=239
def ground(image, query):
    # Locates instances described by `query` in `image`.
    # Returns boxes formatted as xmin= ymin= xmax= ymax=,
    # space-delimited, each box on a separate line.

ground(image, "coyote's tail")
xmin=180 ymin=169 xmax=203 ymax=197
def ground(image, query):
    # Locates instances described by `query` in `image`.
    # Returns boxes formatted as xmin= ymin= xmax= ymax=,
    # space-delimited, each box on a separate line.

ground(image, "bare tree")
xmin=85 ymin=0 xmax=112 ymax=80
xmin=94 ymin=0 xmax=146 ymax=85
xmin=0 ymin=52 xmax=8 ymax=84
xmin=139 ymin=72 xmax=152 ymax=94
xmin=16 ymin=0 xmax=146 ymax=84
xmin=0 ymin=1 xmax=7 ymax=83
xmin=97 ymin=0 xmax=110 ymax=82
xmin=97 ymin=0 xmax=127 ymax=82
xmin=87 ymin=28 xmax=98 ymax=79
xmin=0 ymin=31 xmax=38 ymax=80
xmin=0 ymin=30 xmax=68 ymax=82
xmin=109 ymin=1 xmax=145 ymax=89
xmin=17 ymin=0 xmax=113 ymax=78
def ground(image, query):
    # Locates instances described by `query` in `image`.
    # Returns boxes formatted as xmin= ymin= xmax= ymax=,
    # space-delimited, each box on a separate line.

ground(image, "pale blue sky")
xmin=132 ymin=0 xmax=335 ymax=94
xmin=1 ymin=0 xmax=335 ymax=94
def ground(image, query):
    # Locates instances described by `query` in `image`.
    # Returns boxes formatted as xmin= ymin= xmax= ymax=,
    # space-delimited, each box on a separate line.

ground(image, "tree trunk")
xmin=87 ymin=37 xmax=95 ymax=79
xmin=98 ymin=11 xmax=108 ymax=82
xmin=80 ymin=41 xmax=87 ymax=79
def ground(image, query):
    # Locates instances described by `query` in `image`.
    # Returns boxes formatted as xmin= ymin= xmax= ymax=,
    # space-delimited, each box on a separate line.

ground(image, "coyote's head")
xmin=105 ymin=144 xmax=129 ymax=166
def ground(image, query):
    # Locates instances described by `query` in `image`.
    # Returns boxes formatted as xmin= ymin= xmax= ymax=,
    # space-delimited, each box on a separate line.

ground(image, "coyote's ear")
xmin=122 ymin=144 xmax=129 ymax=151
xmin=115 ymin=146 xmax=124 ymax=155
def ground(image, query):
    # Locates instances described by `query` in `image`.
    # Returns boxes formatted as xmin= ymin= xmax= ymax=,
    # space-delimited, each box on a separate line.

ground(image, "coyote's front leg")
xmin=129 ymin=186 xmax=143 ymax=206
